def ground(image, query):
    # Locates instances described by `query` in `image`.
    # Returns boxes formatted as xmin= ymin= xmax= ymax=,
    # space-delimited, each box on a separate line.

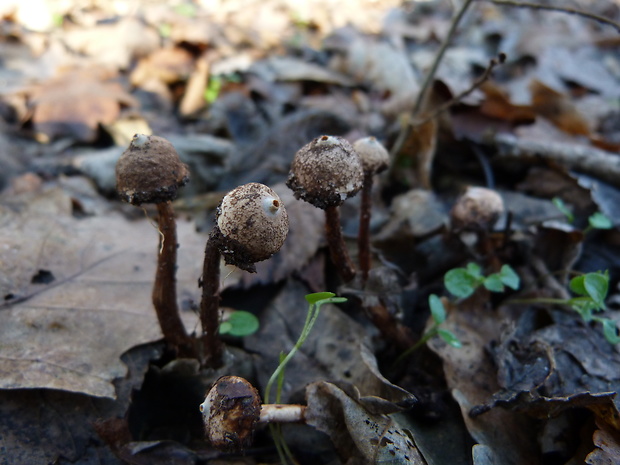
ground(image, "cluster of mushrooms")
xmin=115 ymin=132 xmax=503 ymax=452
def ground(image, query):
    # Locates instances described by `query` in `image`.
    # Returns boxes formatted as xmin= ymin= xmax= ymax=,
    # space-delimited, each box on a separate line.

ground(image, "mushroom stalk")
xmin=199 ymin=233 xmax=225 ymax=368
xmin=357 ymin=172 xmax=374 ymax=283
xmin=259 ymin=404 xmax=306 ymax=424
xmin=325 ymin=205 xmax=356 ymax=283
xmin=200 ymin=375 xmax=305 ymax=452
xmin=153 ymin=202 xmax=195 ymax=356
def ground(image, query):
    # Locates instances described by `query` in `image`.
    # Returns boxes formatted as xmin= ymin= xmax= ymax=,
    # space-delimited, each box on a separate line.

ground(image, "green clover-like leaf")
xmin=437 ymin=329 xmax=462 ymax=348
xmin=429 ymin=294 xmax=446 ymax=324
xmin=499 ymin=264 xmax=520 ymax=290
xmin=588 ymin=212 xmax=613 ymax=230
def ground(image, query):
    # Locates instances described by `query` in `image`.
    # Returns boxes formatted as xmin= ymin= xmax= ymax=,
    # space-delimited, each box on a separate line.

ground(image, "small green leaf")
xmin=305 ymin=292 xmax=336 ymax=304
xmin=552 ymin=197 xmax=574 ymax=223
xmin=221 ymin=311 xmax=260 ymax=337
xmin=445 ymin=268 xmax=479 ymax=299
xmin=218 ymin=321 xmax=233 ymax=334
xmin=465 ymin=262 xmax=482 ymax=279
xmin=601 ymin=318 xmax=620 ymax=345
xmin=583 ymin=272 xmax=609 ymax=309
xmin=499 ymin=265 xmax=520 ymax=290
xmin=437 ymin=329 xmax=462 ymax=348
xmin=588 ymin=212 xmax=613 ymax=230
xmin=315 ymin=297 xmax=347 ymax=308
xmin=569 ymin=297 xmax=596 ymax=321
xmin=483 ymin=274 xmax=505 ymax=293
xmin=569 ymin=275 xmax=587 ymax=296
xmin=204 ymin=76 xmax=222 ymax=104
xmin=429 ymin=294 xmax=446 ymax=324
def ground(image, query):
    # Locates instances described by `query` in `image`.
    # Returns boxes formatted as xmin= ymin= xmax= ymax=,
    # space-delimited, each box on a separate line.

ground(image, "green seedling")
xmin=444 ymin=263 xmax=520 ymax=299
xmin=511 ymin=270 xmax=620 ymax=345
xmin=264 ymin=292 xmax=346 ymax=464
xmin=394 ymin=295 xmax=462 ymax=367
xmin=552 ymin=197 xmax=613 ymax=233
xmin=218 ymin=310 xmax=259 ymax=337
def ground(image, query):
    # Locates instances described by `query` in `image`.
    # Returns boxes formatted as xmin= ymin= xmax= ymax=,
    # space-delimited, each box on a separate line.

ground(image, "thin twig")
xmin=411 ymin=53 xmax=506 ymax=128
xmin=391 ymin=0 xmax=476 ymax=158
xmin=489 ymin=0 xmax=620 ymax=34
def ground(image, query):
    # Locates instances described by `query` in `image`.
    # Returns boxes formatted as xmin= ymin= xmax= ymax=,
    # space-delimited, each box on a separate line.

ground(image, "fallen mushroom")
xmin=200 ymin=183 xmax=289 ymax=367
xmin=287 ymin=135 xmax=364 ymax=282
xmin=200 ymin=375 xmax=305 ymax=452
xmin=353 ymin=136 xmax=390 ymax=283
xmin=116 ymin=133 xmax=196 ymax=357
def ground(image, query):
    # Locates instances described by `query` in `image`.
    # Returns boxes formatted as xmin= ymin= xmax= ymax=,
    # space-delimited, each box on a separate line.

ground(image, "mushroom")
xmin=116 ymin=134 xmax=195 ymax=356
xmin=200 ymin=183 xmax=288 ymax=367
xmin=287 ymin=135 xmax=364 ymax=282
xmin=352 ymin=136 xmax=390 ymax=283
xmin=450 ymin=186 xmax=505 ymax=267
xmin=200 ymin=375 xmax=305 ymax=452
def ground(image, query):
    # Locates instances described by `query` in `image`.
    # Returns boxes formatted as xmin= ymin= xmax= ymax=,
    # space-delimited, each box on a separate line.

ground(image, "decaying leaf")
xmin=305 ymin=381 xmax=425 ymax=464
xmin=25 ymin=67 xmax=138 ymax=143
xmin=0 ymin=186 xmax=204 ymax=398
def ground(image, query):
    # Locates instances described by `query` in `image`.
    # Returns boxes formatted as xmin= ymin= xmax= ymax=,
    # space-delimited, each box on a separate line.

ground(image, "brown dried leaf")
xmin=28 ymin=68 xmax=138 ymax=143
xmin=0 ymin=187 xmax=203 ymax=398
xmin=586 ymin=426 xmax=620 ymax=465
xmin=305 ymin=381 xmax=425 ymax=464
xmin=530 ymin=79 xmax=591 ymax=137
xmin=479 ymin=81 xmax=536 ymax=124
xmin=427 ymin=300 xmax=543 ymax=465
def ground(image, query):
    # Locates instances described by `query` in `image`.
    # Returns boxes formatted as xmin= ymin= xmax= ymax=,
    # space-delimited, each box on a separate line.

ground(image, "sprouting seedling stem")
xmin=264 ymin=293 xmax=346 ymax=404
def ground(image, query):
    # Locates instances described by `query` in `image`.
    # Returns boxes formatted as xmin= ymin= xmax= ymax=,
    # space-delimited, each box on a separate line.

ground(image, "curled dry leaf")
xmin=305 ymin=381 xmax=425 ymax=464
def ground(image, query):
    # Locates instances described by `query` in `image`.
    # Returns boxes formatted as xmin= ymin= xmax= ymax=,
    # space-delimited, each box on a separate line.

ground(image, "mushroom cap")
xmin=450 ymin=186 xmax=504 ymax=231
xmin=287 ymin=135 xmax=364 ymax=209
xmin=115 ymin=134 xmax=189 ymax=206
xmin=353 ymin=136 xmax=389 ymax=174
xmin=200 ymin=376 xmax=261 ymax=452
xmin=214 ymin=183 xmax=289 ymax=271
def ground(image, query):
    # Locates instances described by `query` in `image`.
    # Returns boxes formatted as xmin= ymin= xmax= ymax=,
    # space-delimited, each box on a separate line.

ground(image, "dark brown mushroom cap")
xmin=287 ymin=135 xmax=364 ymax=209
xmin=213 ymin=183 xmax=289 ymax=272
xmin=353 ymin=136 xmax=389 ymax=174
xmin=200 ymin=376 xmax=261 ymax=452
xmin=115 ymin=134 xmax=189 ymax=206
xmin=450 ymin=186 xmax=504 ymax=231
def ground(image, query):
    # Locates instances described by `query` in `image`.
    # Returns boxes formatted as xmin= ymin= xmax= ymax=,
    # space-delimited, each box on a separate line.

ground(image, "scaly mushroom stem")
xmin=325 ymin=205 xmax=356 ymax=282
xmin=153 ymin=202 xmax=196 ymax=357
xmin=199 ymin=233 xmax=225 ymax=368
xmin=358 ymin=172 xmax=374 ymax=283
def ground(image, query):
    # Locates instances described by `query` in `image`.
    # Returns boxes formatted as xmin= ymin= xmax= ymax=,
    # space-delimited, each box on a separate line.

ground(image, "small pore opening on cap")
xmin=263 ymin=197 xmax=281 ymax=216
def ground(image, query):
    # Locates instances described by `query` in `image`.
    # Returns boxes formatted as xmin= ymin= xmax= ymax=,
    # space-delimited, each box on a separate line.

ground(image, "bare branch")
xmin=488 ymin=0 xmax=620 ymax=34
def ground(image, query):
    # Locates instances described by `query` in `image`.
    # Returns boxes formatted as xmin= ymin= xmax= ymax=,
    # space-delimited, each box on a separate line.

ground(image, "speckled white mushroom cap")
xmin=450 ymin=186 xmax=504 ymax=230
xmin=287 ymin=135 xmax=364 ymax=209
xmin=214 ymin=182 xmax=289 ymax=271
xmin=353 ymin=136 xmax=389 ymax=174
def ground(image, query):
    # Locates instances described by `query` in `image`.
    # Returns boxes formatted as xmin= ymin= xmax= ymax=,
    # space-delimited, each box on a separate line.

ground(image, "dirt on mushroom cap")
xmin=287 ymin=135 xmax=364 ymax=209
xmin=115 ymin=134 xmax=189 ymax=206
xmin=215 ymin=182 xmax=289 ymax=268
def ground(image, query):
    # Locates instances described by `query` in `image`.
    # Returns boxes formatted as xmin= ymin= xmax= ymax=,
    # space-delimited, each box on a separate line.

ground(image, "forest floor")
xmin=1 ymin=0 xmax=620 ymax=464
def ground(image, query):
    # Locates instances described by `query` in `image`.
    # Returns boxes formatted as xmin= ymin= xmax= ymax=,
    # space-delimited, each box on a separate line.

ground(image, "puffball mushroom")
xmin=287 ymin=135 xmax=364 ymax=282
xmin=353 ymin=136 xmax=390 ymax=283
xmin=200 ymin=183 xmax=288 ymax=367
xmin=115 ymin=134 xmax=195 ymax=357
xmin=450 ymin=186 xmax=504 ymax=232
xmin=201 ymin=376 xmax=305 ymax=452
